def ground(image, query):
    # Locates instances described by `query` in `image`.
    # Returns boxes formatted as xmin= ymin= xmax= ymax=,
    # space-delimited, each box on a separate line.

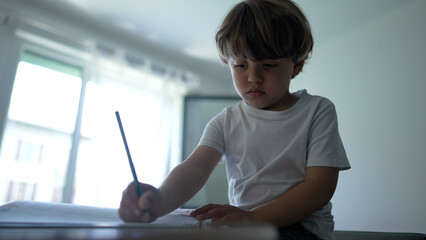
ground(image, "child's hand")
xmin=190 ymin=204 xmax=253 ymax=226
xmin=118 ymin=182 xmax=164 ymax=222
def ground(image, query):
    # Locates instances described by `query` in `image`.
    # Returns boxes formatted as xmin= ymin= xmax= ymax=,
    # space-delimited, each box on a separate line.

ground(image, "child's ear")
xmin=291 ymin=61 xmax=305 ymax=79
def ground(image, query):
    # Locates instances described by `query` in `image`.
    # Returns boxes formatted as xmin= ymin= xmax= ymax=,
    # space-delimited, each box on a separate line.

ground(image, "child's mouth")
xmin=248 ymin=89 xmax=265 ymax=97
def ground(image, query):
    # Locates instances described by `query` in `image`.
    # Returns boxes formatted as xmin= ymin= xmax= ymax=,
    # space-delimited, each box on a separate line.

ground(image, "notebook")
xmin=0 ymin=200 xmax=200 ymax=228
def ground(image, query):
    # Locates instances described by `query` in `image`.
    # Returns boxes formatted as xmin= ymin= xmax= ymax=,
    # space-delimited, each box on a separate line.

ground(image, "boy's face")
xmin=228 ymin=57 xmax=304 ymax=111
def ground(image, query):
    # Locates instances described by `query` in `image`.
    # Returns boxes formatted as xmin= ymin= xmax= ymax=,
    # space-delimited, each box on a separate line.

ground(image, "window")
xmin=0 ymin=48 xmax=184 ymax=208
xmin=72 ymin=58 xmax=183 ymax=207
xmin=0 ymin=51 xmax=82 ymax=204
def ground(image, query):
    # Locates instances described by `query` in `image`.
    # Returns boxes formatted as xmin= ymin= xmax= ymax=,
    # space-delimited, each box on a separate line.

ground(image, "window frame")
xmin=12 ymin=38 xmax=89 ymax=203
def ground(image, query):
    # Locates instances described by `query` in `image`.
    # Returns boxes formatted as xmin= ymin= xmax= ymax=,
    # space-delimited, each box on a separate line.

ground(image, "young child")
xmin=119 ymin=0 xmax=350 ymax=239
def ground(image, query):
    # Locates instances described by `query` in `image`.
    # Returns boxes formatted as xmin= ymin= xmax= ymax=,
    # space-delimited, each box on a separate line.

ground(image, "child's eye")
xmin=263 ymin=63 xmax=277 ymax=68
xmin=234 ymin=64 xmax=247 ymax=69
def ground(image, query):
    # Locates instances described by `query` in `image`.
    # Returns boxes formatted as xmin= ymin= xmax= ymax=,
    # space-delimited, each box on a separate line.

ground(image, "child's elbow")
xmin=306 ymin=167 xmax=339 ymax=208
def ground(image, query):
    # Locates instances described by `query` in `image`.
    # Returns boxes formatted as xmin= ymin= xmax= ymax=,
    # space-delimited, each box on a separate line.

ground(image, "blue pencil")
xmin=115 ymin=111 xmax=143 ymax=197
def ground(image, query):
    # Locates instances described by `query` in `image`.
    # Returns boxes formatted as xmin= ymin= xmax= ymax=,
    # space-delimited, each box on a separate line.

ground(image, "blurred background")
xmin=0 ymin=0 xmax=425 ymax=234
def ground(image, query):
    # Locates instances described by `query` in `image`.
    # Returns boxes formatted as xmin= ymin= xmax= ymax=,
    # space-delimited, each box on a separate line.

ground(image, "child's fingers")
xmin=118 ymin=182 xmax=146 ymax=222
xmin=190 ymin=203 xmax=220 ymax=216
xmin=118 ymin=202 xmax=140 ymax=222
xmin=138 ymin=190 xmax=154 ymax=209
xmin=123 ymin=183 xmax=141 ymax=206
xmin=210 ymin=214 xmax=242 ymax=227
xmin=191 ymin=204 xmax=252 ymax=226
xmin=118 ymin=195 xmax=141 ymax=222
xmin=119 ymin=182 xmax=162 ymax=222
xmin=191 ymin=204 xmax=227 ymax=220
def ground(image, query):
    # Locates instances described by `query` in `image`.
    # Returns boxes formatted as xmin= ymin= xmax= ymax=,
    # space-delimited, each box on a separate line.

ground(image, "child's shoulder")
xmin=298 ymin=89 xmax=335 ymax=107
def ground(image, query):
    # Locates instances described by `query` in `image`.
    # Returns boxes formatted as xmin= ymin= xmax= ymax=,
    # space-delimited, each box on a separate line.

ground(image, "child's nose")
xmin=247 ymin=66 xmax=263 ymax=83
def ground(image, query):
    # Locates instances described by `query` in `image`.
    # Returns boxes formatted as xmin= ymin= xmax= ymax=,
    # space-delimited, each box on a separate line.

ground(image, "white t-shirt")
xmin=198 ymin=89 xmax=350 ymax=240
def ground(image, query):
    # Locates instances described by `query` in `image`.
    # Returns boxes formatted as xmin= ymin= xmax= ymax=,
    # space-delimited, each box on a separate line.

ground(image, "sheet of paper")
xmin=0 ymin=200 xmax=199 ymax=228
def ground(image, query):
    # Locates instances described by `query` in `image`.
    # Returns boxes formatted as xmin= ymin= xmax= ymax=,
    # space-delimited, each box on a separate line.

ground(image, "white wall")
xmin=291 ymin=0 xmax=426 ymax=233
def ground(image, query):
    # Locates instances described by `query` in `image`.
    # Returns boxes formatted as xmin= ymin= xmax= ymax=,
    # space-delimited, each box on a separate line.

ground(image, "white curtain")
xmin=73 ymin=55 xmax=185 ymax=208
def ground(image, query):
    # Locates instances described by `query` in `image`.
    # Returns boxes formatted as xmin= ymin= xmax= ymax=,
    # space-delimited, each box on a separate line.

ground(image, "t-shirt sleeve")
xmin=307 ymin=100 xmax=350 ymax=170
xmin=198 ymin=112 xmax=226 ymax=155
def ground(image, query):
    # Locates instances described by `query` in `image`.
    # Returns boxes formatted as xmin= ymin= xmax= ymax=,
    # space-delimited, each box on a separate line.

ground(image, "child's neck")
xmin=261 ymin=92 xmax=300 ymax=111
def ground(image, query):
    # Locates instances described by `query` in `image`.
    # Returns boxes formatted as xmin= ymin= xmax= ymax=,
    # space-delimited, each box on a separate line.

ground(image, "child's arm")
xmin=251 ymin=166 xmax=338 ymax=226
xmin=157 ymin=146 xmax=222 ymax=215
xmin=118 ymin=145 xmax=222 ymax=222
xmin=191 ymin=166 xmax=338 ymax=227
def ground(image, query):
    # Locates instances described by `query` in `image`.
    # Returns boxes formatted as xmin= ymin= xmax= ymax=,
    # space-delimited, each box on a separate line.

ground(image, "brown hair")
xmin=216 ymin=0 xmax=313 ymax=64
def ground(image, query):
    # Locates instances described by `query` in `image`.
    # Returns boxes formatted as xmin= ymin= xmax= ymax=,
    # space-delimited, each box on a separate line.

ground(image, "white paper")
xmin=0 ymin=200 xmax=199 ymax=227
